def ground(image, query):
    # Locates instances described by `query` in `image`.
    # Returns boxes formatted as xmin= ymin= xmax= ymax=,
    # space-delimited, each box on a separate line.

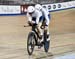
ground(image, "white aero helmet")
xmin=27 ymin=6 xmax=35 ymax=13
xmin=35 ymin=4 xmax=42 ymax=11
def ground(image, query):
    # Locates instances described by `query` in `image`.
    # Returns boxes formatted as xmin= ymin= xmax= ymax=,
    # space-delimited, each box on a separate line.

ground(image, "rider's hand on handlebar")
xmin=28 ymin=21 xmax=32 ymax=26
xmin=28 ymin=21 xmax=37 ymax=26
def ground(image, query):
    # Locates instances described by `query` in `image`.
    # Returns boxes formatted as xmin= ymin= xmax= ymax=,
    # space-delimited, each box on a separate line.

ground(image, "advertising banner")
xmin=42 ymin=1 xmax=75 ymax=12
xmin=0 ymin=5 xmax=21 ymax=14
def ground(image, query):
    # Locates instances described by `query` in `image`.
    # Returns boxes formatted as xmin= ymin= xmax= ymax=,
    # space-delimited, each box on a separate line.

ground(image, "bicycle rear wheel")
xmin=44 ymin=31 xmax=50 ymax=53
xmin=27 ymin=32 xmax=36 ymax=55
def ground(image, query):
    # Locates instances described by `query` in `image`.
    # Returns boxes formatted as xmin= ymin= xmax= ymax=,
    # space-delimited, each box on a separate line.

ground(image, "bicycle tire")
xmin=44 ymin=31 xmax=50 ymax=53
xmin=27 ymin=32 xmax=36 ymax=55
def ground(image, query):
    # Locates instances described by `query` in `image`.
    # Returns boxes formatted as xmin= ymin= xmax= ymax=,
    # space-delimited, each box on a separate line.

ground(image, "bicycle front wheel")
xmin=27 ymin=32 xmax=36 ymax=55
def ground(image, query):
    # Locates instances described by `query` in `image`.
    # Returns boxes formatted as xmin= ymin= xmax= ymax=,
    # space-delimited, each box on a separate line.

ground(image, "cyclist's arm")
xmin=45 ymin=14 xmax=50 ymax=26
xmin=36 ymin=10 xmax=42 ymax=25
xmin=27 ymin=13 xmax=32 ymax=26
xmin=43 ymin=9 xmax=50 ymax=25
xmin=36 ymin=16 xmax=40 ymax=25
xmin=27 ymin=13 xmax=32 ymax=22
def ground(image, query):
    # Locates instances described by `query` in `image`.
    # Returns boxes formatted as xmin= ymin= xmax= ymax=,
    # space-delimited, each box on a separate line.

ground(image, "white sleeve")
xmin=36 ymin=10 xmax=42 ymax=24
xmin=42 ymin=9 xmax=50 ymax=25
xmin=36 ymin=16 xmax=40 ymax=24
xmin=27 ymin=13 xmax=32 ymax=22
xmin=45 ymin=13 xmax=50 ymax=25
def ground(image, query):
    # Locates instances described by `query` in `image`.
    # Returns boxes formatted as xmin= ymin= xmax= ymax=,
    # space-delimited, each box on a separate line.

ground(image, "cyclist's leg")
xmin=37 ymin=22 xmax=43 ymax=40
xmin=37 ymin=16 xmax=44 ymax=42
xmin=37 ymin=22 xmax=43 ymax=49
xmin=46 ymin=14 xmax=51 ymax=41
xmin=46 ymin=25 xmax=50 ymax=41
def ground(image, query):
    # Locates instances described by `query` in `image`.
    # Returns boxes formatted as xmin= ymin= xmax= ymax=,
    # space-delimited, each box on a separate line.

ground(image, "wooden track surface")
xmin=0 ymin=9 xmax=75 ymax=59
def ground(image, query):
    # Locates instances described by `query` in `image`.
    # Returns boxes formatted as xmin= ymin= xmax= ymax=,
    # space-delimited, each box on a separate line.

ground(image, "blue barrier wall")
xmin=0 ymin=1 xmax=75 ymax=16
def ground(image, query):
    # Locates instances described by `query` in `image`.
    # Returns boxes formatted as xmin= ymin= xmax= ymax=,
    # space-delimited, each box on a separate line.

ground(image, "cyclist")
xmin=35 ymin=4 xmax=51 ymax=42
xmin=27 ymin=6 xmax=44 ymax=44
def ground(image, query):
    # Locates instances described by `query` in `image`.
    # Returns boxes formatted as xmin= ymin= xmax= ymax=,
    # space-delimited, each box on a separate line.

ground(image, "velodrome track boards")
xmin=0 ymin=9 xmax=75 ymax=59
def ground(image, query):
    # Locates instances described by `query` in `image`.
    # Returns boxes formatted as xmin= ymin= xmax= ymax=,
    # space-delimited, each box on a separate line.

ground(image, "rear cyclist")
xmin=35 ymin=4 xmax=51 ymax=42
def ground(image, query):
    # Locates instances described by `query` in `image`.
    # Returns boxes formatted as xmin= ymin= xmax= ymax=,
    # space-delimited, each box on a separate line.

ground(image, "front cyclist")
xmin=27 ymin=6 xmax=44 ymax=45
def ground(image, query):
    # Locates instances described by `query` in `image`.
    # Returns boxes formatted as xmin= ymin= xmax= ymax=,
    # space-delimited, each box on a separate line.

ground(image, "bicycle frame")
xmin=27 ymin=22 xmax=50 ymax=55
